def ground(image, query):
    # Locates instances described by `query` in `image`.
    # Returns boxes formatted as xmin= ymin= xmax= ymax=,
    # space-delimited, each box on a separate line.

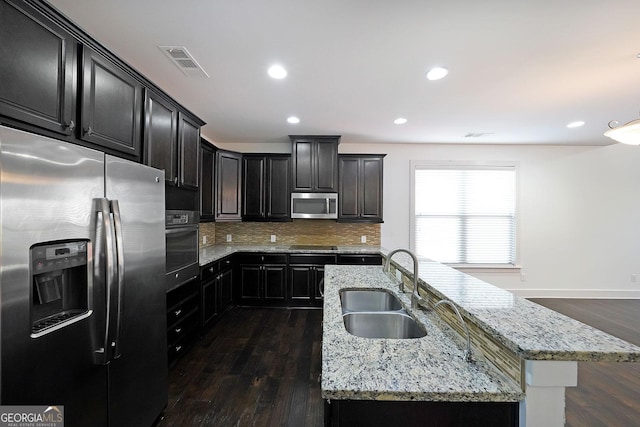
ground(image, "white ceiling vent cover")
xmin=159 ymin=46 xmax=209 ymax=78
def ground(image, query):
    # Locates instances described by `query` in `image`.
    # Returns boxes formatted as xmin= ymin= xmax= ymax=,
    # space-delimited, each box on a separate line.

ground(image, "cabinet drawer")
xmin=289 ymin=254 xmax=336 ymax=265
xmin=337 ymin=254 xmax=383 ymax=265
xmin=167 ymin=310 xmax=199 ymax=344
xmin=201 ymin=262 xmax=217 ymax=281
xmin=239 ymin=253 xmax=287 ymax=264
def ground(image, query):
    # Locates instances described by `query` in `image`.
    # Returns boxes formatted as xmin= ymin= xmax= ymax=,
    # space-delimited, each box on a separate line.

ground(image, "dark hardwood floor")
xmin=156 ymin=308 xmax=324 ymax=427
xmin=156 ymin=300 xmax=640 ymax=427
xmin=531 ymin=299 xmax=640 ymax=427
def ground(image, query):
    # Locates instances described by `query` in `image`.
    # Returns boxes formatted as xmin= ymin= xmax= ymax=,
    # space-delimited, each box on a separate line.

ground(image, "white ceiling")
xmin=48 ymin=0 xmax=640 ymax=146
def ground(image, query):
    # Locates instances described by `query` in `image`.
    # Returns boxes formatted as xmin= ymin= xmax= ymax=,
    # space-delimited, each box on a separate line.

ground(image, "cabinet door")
xmin=200 ymin=142 xmax=216 ymax=220
xmin=218 ymin=267 xmax=233 ymax=312
xmin=242 ymin=156 xmax=265 ymax=218
xmin=292 ymin=138 xmax=314 ymax=191
xmin=290 ymin=265 xmax=313 ymax=302
xmin=315 ymin=140 xmax=338 ymax=192
xmin=264 ymin=265 xmax=287 ymax=301
xmin=216 ymin=150 xmax=242 ymax=221
xmin=201 ymin=279 xmax=217 ymax=328
xmin=314 ymin=266 xmax=326 ymax=300
xmin=80 ymin=45 xmax=142 ymax=159
xmin=178 ymin=112 xmax=200 ymax=189
xmin=338 ymin=157 xmax=360 ymax=220
xmin=361 ymin=157 xmax=384 ymax=219
xmin=0 ymin=0 xmax=76 ymax=136
xmin=143 ymin=89 xmax=177 ymax=184
xmin=239 ymin=265 xmax=262 ymax=301
xmin=266 ymin=156 xmax=291 ymax=219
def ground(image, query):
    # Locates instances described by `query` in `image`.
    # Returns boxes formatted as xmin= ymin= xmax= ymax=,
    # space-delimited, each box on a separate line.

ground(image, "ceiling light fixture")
xmin=393 ymin=118 xmax=407 ymax=125
xmin=287 ymin=116 xmax=300 ymax=124
xmin=566 ymin=121 xmax=585 ymax=128
xmin=268 ymin=64 xmax=287 ymax=79
xmin=604 ymin=119 xmax=640 ymax=145
xmin=426 ymin=67 xmax=448 ymax=81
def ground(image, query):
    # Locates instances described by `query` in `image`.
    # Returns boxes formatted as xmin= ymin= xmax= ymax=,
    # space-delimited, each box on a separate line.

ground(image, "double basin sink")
xmin=340 ymin=289 xmax=427 ymax=339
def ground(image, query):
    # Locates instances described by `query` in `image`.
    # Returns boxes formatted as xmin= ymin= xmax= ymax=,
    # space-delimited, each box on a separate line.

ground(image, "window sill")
xmin=449 ymin=264 xmax=522 ymax=274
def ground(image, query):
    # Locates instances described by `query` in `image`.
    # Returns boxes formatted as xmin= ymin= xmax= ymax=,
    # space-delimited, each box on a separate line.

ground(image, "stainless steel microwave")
xmin=291 ymin=192 xmax=338 ymax=219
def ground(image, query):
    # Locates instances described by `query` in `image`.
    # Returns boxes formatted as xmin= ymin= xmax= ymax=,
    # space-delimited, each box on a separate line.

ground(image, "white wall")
xmin=211 ymin=137 xmax=640 ymax=298
xmin=339 ymin=142 xmax=640 ymax=298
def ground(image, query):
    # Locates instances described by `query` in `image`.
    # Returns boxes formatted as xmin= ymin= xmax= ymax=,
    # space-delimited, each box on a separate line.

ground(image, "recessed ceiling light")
xmin=268 ymin=64 xmax=287 ymax=79
xmin=426 ymin=67 xmax=448 ymax=81
xmin=393 ymin=118 xmax=407 ymax=125
xmin=287 ymin=116 xmax=300 ymax=124
xmin=566 ymin=121 xmax=585 ymax=128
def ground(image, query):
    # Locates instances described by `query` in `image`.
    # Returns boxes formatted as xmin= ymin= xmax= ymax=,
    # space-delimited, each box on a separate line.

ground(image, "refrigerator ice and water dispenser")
xmin=30 ymin=240 xmax=90 ymax=337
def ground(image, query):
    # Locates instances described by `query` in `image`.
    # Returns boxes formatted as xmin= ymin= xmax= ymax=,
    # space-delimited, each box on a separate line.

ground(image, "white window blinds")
xmin=413 ymin=166 xmax=516 ymax=265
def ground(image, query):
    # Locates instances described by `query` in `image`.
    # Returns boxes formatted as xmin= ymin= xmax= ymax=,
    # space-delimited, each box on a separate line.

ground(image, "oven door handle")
xmin=165 ymin=227 xmax=198 ymax=235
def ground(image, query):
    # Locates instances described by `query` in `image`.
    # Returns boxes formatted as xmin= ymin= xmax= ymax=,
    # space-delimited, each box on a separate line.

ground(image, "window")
xmin=411 ymin=163 xmax=517 ymax=266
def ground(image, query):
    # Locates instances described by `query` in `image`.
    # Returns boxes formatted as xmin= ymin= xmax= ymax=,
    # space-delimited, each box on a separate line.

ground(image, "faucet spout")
xmin=434 ymin=299 xmax=473 ymax=362
xmin=384 ymin=248 xmax=421 ymax=308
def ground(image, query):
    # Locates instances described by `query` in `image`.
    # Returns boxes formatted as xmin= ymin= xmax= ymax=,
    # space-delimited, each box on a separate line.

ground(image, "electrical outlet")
xmin=270 ymin=235 xmax=276 ymax=243
xmin=202 ymin=235 xmax=207 ymax=245
xmin=632 ymin=274 xmax=637 ymax=283
xmin=226 ymin=234 xmax=232 ymax=242
xmin=520 ymin=272 xmax=527 ymax=282
xmin=361 ymin=235 xmax=367 ymax=243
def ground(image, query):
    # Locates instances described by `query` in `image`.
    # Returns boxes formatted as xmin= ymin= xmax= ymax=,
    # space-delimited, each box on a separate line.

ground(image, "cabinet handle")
xmin=261 ymin=255 xmax=265 ymax=262
xmin=175 ymin=345 xmax=182 ymax=353
xmin=83 ymin=126 xmax=93 ymax=136
xmin=64 ymin=120 xmax=75 ymax=131
xmin=209 ymin=267 xmax=214 ymax=273
xmin=319 ymin=278 xmax=325 ymax=297
xmin=173 ymin=176 xmax=178 ymax=185
xmin=175 ymin=327 xmax=182 ymax=334
xmin=174 ymin=309 xmax=182 ymax=317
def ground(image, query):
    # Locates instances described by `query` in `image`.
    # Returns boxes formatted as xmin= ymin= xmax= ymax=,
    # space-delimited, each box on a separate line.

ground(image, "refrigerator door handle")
xmin=110 ymin=199 xmax=125 ymax=360
xmin=93 ymin=197 xmax=118 ymax=365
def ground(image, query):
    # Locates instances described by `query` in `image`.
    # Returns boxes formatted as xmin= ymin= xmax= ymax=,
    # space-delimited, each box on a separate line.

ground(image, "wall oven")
xmin=166 ymin=210 xmax=200 ymax=291
xmin=291 ymin=192 xmax=338 ymax=219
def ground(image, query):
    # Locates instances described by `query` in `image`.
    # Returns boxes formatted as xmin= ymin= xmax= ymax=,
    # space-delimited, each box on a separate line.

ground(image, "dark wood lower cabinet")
xmin=289 ymin=254 xmax=336 ymax=307
xmin=166 ymin=279 xmax=200 ymax=366
xmin=200 ymin=256 xmax=234 ymax=330
xmin=237 ymin=253 xmax=288 ymax=305
xmin=324 ymin=400 xmax=518 ymax=427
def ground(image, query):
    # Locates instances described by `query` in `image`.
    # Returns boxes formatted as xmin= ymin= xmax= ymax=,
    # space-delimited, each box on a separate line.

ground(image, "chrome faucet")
xmin=433 ymin=299 xmax=473 ymax=362
xmin=383 ymin=248 xmax=422 ymax=309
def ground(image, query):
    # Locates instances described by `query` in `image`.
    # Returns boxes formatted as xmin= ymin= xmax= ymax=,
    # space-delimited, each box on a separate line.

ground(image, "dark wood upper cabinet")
xmin=216 ymin=149 xmax=242 ymax=221
xmin=242 ymin=154 xmax=291 ymax=221
xmin=80 ymin=45 xmax=143 ymax=160
xmin=199 ymin=140 xmax=216 ymax=221
xmin=178 ymin=112 xmax=200 ymax=190
xmin=143 ymin=89 xmax=177 ymax=184
xmin=290 ymin=135 xmax=339 ymax=192
xmin=0 ymin=0 xmax=76 ymax=136
xmin=339 ymin=154 xmax=385 ymax=223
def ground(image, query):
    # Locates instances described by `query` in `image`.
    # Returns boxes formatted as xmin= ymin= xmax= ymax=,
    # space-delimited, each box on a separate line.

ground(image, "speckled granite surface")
xmin=380 ymin=249 xmax=640 ymax=362
xmin=321 ymin=265 xmax=523 ymax=402
xmin=199 ymin=244 xmax=380 ymax=266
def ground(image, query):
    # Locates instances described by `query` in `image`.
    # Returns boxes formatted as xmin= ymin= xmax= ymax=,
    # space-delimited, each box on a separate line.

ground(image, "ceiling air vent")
xmin=159 ymin=46 xmax=209 ymax=78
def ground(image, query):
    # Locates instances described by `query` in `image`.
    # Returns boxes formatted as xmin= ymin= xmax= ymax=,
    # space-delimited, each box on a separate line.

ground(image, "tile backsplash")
xmin=199 ymin=220 xmax=380 ymax=248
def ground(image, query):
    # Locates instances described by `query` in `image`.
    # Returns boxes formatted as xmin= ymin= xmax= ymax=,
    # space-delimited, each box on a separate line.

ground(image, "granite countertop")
xmin=380 ymin=249 xmax=640 ymax=362
xmin=199 ymin=244 xmax=381 ymax=266
xmin=321 ymin=265 xmax=524 ymax=402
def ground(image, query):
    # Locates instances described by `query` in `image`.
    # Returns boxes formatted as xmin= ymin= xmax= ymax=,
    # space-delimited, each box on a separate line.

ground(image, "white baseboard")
xmin=508 ymin=288 xmax=640 ymax=299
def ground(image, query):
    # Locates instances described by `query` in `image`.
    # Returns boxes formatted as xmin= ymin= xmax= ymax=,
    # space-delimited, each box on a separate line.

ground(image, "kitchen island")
xmin=322 ymin=253 xmax=640 ymax=426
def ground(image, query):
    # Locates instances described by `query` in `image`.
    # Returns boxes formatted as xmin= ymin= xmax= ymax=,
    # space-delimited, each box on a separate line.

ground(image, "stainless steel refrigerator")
xmin=0 ymin=125 xmax=167 ymax=426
